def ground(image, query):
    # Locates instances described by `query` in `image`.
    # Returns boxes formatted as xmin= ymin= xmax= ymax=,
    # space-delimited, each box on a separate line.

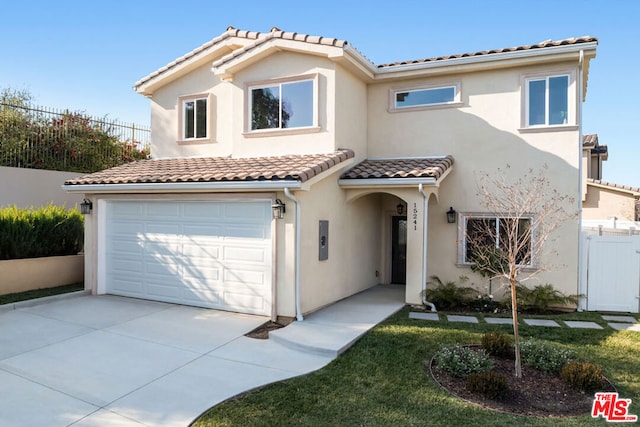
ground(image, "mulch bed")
xmin=430 ymin=350 xmax=616 ymax=417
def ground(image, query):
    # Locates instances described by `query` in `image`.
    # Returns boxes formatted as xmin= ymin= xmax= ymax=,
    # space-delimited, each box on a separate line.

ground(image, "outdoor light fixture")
xmin=272 ymin=199 xmax=286 ymax=220
xmin=396 ymin=202 xmax=404 ymax=215
xmin=80 ymin=199 xmax=93 ymax=215
xmin=446 ymin=206 xmax=457 ymax=224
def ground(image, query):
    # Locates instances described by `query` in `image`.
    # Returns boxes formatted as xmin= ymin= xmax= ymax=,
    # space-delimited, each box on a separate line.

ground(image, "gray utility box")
xmin=319 ymin=220 xmax=329 ymax=260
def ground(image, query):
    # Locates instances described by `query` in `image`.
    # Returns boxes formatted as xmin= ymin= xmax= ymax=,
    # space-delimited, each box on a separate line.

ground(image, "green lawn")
xmin=194 ymin=307 xmax=640 ymax=427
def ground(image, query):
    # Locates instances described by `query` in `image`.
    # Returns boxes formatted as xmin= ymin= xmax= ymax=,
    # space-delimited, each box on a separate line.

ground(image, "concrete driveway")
xmin=0 ymin=286 xmax=404 ymax=426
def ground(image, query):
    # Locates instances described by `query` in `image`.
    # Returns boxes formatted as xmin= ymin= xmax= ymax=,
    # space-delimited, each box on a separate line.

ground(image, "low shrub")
xmin=424 ymin=275 xmax=475 ymax=310
xmin=520 ymin=340 xmax=575 ymax=374
xmin=0 ymin=205 xmax=83 ymax=260
xmin=481 ymin=332 xmax=514 ymax=359
xmin=517 ymin=284 xmax=578 ymax=312
xmin=466 ymin=371 xmax=509 ymax=400
xmin=561 ymin=362 xmax=604 ymax=392
xmin=436 ymin=345 xmax=494 ymax=378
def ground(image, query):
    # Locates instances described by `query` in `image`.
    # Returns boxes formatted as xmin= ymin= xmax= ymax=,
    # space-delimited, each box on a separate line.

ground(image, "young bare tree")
xmin=466 ymin=164 xmax=577 ymax=378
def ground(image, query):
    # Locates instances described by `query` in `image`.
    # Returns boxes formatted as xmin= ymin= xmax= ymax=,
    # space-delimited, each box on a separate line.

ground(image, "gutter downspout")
xmin=418 ymin=183 xmax=437 ymax=312
xmin=577 ymin=49 xmax=586 ymax=311
xmin=284 ymin=188 xmax=304 ymax=321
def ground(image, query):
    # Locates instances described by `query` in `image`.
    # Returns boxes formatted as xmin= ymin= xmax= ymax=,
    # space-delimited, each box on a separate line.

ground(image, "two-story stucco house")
xmin=64 ymin=27 xmax=598 ymax=320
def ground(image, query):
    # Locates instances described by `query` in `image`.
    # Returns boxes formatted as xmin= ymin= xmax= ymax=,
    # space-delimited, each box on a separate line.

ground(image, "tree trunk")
xmin=510 ymin=267 xmax=522 ymax=378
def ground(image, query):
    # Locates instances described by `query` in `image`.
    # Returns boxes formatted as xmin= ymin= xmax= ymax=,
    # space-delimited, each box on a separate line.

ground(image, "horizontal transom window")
xmin=390 ymin=83 xmax=461 ymax=112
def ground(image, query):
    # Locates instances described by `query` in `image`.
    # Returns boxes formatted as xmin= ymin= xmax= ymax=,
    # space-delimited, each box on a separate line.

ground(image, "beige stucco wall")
xmin=367 ymin=62 xmax=582 ymax=298
xmin=281 ymin=170 xmax=382 ymax=315
xmin=0 ymin=255 xmax=84 ymax=295
xmin=0 ymin=167 xmax=84 ymax=208
xmin=583 ymin=184 xmax=638 ymax=222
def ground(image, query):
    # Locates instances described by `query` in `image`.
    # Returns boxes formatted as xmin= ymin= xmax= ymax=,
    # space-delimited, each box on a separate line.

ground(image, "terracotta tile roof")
xmin=65 ymin=150 xmax=354 ymax=186
xmin=212 ymin=26 xmax=349 ymax=69
xmin=340 ymin=156 xmax=454 ymax=180
xmin=583 ymin=134 xmax=599 ymax=147
xmin=377 ymin=36 xmax=598 ymax=68
xmin=135 ymin=26 xmax=351 ymax=89
xmin=587 ymin=178 xmax=640 ymax=195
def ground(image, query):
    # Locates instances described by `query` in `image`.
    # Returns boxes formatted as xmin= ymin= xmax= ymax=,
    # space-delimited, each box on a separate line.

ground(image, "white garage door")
xmin=103 ymin=200 xmax=273 ymax=316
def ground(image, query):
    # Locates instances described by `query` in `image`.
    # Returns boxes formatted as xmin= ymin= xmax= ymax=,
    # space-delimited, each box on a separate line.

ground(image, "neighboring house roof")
xmin=587 ymin=178 xmax=640 ymax=196
xmin=340 ymin=156 xmax=454 ymax=180
xmin=65 ymin=150 xmax=354 ymax=186
xmin=583 ymin=134 xmax=599 ymax=148
xmin=377 ymin=37 xmax=598 ymax=68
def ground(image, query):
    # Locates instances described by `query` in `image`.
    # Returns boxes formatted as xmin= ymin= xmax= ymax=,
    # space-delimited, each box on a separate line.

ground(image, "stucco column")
xmin=393 ymin=190 xmax=427 ymax=305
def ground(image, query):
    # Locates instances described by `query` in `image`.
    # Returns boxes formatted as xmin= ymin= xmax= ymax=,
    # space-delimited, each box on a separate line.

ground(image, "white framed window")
xmin=389 ymin=82 xmax=462 ymax=112
xmin=246 ymin=74 xmax=318 ymax=134
xmin=522 ymin=72 xmax=575 ymax=129
xmin=178 ymin=93 xmax=211 ymax=142
xmin=458 ymin=213 xmax=534 ymax=267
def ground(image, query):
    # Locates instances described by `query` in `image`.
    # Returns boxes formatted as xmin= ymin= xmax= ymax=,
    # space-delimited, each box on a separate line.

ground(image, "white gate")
xmin=582 ymin=233 xmax=640 ymax=313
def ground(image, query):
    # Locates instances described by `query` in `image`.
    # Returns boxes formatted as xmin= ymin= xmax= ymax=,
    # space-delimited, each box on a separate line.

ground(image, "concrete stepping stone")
xmin=523 ymin=319 xmax=560 ymax=327
xmin=446 ymin=315 xmax=479 ymax=324
xmin=602 ymin=315 xmax=638 ymax=323
xmin=563 ymin=321 xmax=603 ymax=329
xmin=409 ymin=312 xmax=439 ymax=321
xmin=608 ymin=323 xmax=640 ymax=331
xmin=484 ymin=317 xmax=514 ymax=325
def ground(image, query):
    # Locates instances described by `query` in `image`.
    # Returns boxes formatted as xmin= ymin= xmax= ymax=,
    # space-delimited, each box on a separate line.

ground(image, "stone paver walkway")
xmin=409 ymin=311 xmax=639 ymax=331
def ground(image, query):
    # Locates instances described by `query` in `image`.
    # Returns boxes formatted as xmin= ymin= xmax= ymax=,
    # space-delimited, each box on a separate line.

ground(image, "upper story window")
xmin=178 ymin=93 xmax=210 ymax=143
xmin=247 ymin=74 xmax=318 ymax=134
xmin=520 ymin=71 xmax=578 ymax=131
xmin=389 ymin=82 xmax=462 ymax=113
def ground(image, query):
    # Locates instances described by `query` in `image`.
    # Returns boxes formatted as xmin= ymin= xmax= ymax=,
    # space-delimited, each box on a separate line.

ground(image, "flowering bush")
xmin=435 ymin=345 xmax=494 ymax=378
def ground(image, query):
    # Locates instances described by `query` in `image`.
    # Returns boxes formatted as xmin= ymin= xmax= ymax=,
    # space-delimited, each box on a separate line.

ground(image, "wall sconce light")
xmin=80 ymin=199 xmax=93 ymax=215
xmin=446 ymin=207 xmax=457 ymax=224
xmin=396 ymin=202 xmax=404 ymax=215
xmin=272 ymin=199 xmax=286 ymax=219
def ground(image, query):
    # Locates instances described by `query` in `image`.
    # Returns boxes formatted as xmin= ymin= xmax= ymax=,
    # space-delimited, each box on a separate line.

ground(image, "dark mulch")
xmin=245 ymin=317 xmax=294 ymax=339
xmin=430 ymin=352 xmax=615 ymax=417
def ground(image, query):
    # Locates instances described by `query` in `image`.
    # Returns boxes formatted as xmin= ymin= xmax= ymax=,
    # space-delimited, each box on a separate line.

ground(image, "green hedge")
xmin=0 ymin=205 xmax=83 ymax=260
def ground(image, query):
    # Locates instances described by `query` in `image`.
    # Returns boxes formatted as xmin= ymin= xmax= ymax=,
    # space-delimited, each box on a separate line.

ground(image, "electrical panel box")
xmin=319 ymin=220 xmax=329 ymax=260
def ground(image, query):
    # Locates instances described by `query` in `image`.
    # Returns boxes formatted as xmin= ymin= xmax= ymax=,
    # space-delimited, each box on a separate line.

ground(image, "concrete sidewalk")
xmin=0 ymin=285 xmax=404 ymax=427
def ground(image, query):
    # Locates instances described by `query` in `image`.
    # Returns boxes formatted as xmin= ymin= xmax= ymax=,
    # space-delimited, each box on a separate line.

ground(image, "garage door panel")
xmin=183 ymin=224 xmax=224 ymax=238
xmin=223 ymin=246 xmax=268 ymax=264
xmin=184 ymin=203 xmax=222 ymax=218
xmin=105 ymin=200 xmax=272 ymax=316
xmin=145 ymin=202 xmax=181 ymax=218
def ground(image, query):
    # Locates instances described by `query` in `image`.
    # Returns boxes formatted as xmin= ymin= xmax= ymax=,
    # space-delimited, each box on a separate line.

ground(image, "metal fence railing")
xmin=0 ymin=102 xmax=150 ymax=173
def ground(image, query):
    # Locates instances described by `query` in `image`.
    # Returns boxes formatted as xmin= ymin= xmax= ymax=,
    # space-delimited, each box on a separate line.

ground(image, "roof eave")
xmin=373 ymin=42 xmax=598 ymax=80
xmin=338 ymin=177 xmax=439 ymax=188
xmin=63 ymin=180 xmax=303 ymax=194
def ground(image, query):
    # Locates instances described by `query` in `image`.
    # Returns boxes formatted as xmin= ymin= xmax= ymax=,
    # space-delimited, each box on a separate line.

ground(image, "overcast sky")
xmin=1 ymin=0 xmax=638 ymax=187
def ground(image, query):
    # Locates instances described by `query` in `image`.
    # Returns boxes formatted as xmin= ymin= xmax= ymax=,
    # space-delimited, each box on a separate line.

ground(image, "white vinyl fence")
xmin=580 ymin=232 xmax=640 ymax=313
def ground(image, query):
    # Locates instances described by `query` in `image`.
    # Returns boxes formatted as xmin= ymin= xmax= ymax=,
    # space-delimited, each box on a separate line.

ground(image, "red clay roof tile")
xmin=340 ymin=156 xmax=454 ymax=180
xmin=65 ymin=150 xmax=354 ymax=186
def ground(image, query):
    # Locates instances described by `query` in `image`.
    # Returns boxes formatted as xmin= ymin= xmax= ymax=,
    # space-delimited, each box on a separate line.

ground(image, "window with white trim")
xmin=179 ymin=94 xmax=209 ymax=141
xmin=525 ymin=74 xmax=569 ymax=127
xmin=461 ymin=214 xmax=533 ymax=267
xmin=390 ymin=83 xmax=461 ymax=112
xmin=248 ymin=77 xmax=315 ymax=131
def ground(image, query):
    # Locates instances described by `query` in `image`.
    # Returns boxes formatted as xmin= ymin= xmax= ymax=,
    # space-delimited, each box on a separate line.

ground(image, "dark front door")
xmin=391 ymin=216 xmax=407 ymax=284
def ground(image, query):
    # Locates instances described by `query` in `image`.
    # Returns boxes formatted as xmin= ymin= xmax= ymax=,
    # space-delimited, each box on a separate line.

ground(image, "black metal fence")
xmin=0 ymin=102 xmax=150 ymax=173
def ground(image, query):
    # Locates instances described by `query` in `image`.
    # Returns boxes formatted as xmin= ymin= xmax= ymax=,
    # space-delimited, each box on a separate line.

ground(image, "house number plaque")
xmin=412 ymin=203 xmax=418 ymax=230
